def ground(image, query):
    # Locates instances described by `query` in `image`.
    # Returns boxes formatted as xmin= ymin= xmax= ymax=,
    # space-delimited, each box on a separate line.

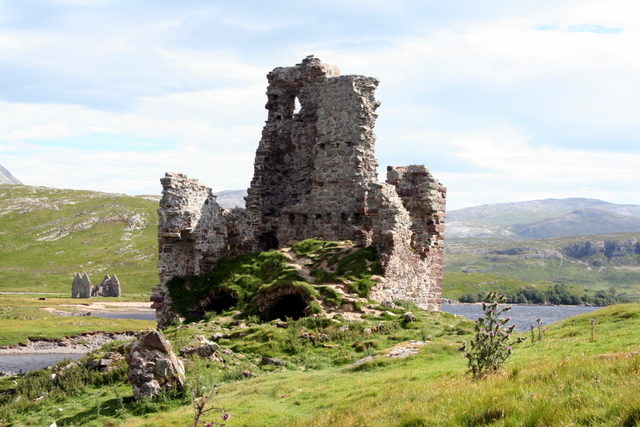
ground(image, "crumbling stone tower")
xmin=151 ymin=56 xmax=446 ymax=327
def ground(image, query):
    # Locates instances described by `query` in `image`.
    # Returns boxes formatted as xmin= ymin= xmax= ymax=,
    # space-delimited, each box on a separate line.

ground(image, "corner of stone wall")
xmin=366 ymin=164 xmax=446 ymax=310
xmin=154 ymin=172 xmax=230 ymax=328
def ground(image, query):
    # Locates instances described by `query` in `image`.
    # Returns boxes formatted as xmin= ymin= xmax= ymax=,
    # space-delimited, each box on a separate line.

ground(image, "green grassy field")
xmin=0 ymin=184 xmax=158 ymax=296
xmin=0 ymin=296 xmax=154 ymax=346
xmin=445 ymin=234 xmax=640 ymax=300
xmin=2 ymin=302 xmax=639 ymax=426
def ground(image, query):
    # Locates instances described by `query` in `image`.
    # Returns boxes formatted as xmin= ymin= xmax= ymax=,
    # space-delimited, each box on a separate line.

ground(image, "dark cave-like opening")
xmin=188 ymin=289 xmax=239 ymax=319
xmin=258 ymin=232 xmax=279 ymax=251
xmin=263 ymin=293 xmax=309 ymax=321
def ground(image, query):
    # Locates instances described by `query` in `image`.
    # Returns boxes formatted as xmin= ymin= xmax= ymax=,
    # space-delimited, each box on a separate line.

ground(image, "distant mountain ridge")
xmin=0 ymin=164 xmax=22 ymax=185
xmin=448 ymin=198 xmax=640 ymax=239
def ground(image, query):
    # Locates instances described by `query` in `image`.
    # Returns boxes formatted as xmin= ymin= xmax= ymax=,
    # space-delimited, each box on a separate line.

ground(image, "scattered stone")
xmin=261 ymin=356 xmax=286 ymax=366
xmin=87 ymin=352 xmax=123 ymax=372
xmin=0 ymin=370 xmax=15 ymax=377
xmin=348 ymin=355 xmax=375 ymax=368
xmin=242 ymin=370 xmax=257 ymax=378
xmin=125 ymin=330 xmax=185 ymax=400
xmin=274 ymin=321 xmax=288 ymax=329
xmin=385 ymin=340 xmax=428 ymax=359
xmin=179 ymin=336 xmax=221 ymax=360
xmin=211 ymin=332 xmax=226 ymax=340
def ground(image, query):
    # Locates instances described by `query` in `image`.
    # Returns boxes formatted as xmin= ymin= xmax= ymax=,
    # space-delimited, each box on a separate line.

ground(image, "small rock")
xmin=261 ymin=356 xmax=286 ymax=366
xmin=87 ymin=352 xmax=123 ymax=372
xmin=403 ymin=312 xmax=417 ymax=323
xmin=242 ymin=370 xmax=257 ymax=378
xmin=348 ymin=355 xmax=374 ymax=368
xmin=179 ymin=336 xmax=221 ymax=359
xmin=381 ymin=300 xmax=397 ymax=309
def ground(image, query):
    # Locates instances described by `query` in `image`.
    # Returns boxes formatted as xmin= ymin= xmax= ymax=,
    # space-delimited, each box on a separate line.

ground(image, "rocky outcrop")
xmin=152 ymin=56 xmax=446 ymax=326
xmin=561 ymin=239 xmax=640 ymax=259
xmin=125 ymin=329 xmax=185 ymax=400
xmin=0 ymin=164 xmax=21 ymax=185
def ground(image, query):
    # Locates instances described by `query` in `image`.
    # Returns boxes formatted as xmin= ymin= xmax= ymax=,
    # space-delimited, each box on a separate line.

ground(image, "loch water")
xmin=443 ymin=303 xmax=601 ymax=331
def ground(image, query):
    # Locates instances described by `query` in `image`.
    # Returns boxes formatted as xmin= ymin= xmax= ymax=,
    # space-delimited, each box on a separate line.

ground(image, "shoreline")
xmin=0 ymin=331 xmax=139 ymax=355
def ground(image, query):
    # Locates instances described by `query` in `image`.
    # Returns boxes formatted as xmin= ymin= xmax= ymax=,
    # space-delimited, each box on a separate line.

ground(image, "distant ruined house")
xmin=151 ymin=56 xmax=446 ymax=327
xmin=71 ymin=273 xmax=121 ymax=298
xmin=71 ymin=272 xmax=93 ymax=298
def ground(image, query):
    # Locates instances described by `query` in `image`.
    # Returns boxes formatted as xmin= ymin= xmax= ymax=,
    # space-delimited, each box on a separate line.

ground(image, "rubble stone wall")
xmin=152 ymin=56 xmax=446 ymax=327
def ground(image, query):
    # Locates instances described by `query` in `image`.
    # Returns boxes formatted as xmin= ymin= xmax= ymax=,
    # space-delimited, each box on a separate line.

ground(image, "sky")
xmin=0 ymin=0 xmax=639 ymax=210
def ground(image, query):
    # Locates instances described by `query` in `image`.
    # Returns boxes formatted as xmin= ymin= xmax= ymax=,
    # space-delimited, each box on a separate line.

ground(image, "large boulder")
xmin=125 ymin=329 xmax=185 ymax=400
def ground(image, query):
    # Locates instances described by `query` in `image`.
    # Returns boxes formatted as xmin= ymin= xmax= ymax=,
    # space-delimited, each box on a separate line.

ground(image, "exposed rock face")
xmin=0 ymin=164 xmax=21 ymax=185
xmin=561 ymin=239 xmax=640 ymax=259
xmin=125 ymin=329 xmax=185 ymax=400
xmin=152 ymin=56 xmax=446 ymax=327
xmin=71 ymin=273 xmax=92 ymax=298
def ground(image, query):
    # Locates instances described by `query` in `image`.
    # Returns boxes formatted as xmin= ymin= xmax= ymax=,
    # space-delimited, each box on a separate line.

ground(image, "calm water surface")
xmin=91 ymin=311 xmax=155 ymax=321
xmin=443 ymin=304 xmax=601 ymax=331
xmin=0 ymin=353 xmax=83 ymax=374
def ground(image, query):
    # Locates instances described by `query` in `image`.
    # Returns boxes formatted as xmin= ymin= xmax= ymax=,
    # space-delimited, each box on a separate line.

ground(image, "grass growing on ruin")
xmin=4 ymin=304 xmax=639 ymax=426
xmin=167 ymin=239 xmax=385 ymax=321
xmin=291 ymin=239 xmax=383 ymax=297
xmin=0 ymin=296 xmax=154 ymax=346
xmin=166 ymin=251 xmax=307 ymax=320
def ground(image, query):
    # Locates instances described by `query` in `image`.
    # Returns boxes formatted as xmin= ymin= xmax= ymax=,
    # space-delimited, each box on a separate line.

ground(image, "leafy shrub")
xmin=460 ymin=292 xmax=525 ymax=379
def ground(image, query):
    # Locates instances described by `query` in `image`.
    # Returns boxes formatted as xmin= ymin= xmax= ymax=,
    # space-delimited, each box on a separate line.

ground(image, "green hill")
xmin=0 ymin=184 xmax=158 ymax=296
xmin=444 ymin=232 xmax=640 ymax=300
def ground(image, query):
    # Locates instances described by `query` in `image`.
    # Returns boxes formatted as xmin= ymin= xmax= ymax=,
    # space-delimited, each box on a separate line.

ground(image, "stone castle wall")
xmin=151 ymin=56 xmax=446 ymax=327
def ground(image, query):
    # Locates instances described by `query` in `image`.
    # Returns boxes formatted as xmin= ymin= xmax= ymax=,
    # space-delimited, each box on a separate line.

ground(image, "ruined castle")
xmin=151 ymin=56 xmax=446 ymax=327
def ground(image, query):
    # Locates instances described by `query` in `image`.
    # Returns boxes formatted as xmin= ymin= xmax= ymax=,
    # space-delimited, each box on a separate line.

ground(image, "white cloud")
xmin=1 ymin=0 xmax=639 ymax=211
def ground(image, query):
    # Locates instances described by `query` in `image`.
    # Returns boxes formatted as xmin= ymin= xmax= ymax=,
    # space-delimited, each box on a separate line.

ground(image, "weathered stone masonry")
xmin=151 ymin=56 xmax=446 ymax=327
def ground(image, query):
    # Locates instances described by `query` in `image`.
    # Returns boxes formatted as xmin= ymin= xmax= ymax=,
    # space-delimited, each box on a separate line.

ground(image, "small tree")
xmin=460 ymin=292 xmax=525 ymax=379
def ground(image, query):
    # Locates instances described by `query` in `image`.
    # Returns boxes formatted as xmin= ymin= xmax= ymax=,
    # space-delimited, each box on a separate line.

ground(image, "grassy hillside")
xmin=2 ymin=184 xmax=638 ymax=301
xmin=2 ymin=302 xmax=639 ymax=426
xmin=0 ymin=185 xmax=158 ymax=296
xmin=444 ymin=232 xmax=640 ymax=300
